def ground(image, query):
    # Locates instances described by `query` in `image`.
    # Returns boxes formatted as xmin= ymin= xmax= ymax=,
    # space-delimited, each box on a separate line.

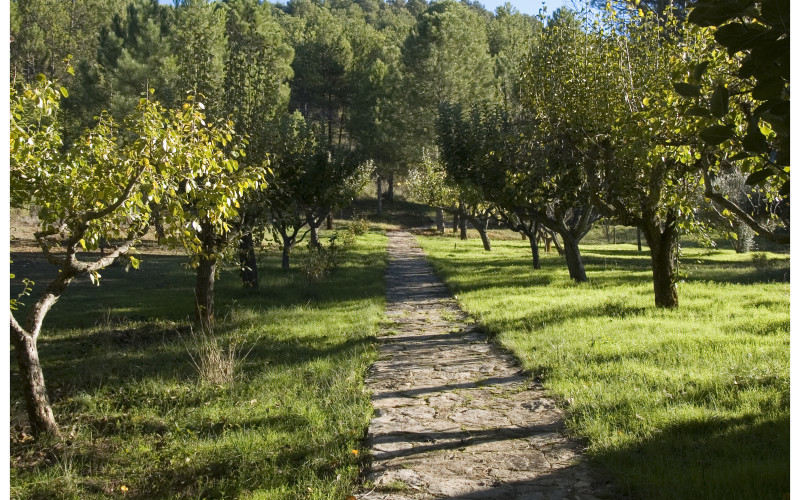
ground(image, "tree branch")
xmin=701 ymin=166 xmax=789 ymax=245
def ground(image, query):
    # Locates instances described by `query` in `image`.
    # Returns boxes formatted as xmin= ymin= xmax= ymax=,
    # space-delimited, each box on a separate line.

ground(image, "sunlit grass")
xmin=10 ymin=231 xmax=387 ymax=499
xmin=416 ymin=231 xmax=789 ymax=500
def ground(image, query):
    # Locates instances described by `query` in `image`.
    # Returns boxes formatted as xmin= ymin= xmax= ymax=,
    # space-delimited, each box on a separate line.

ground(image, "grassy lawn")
xmin=415 ymin=230 xmax=789 ymax=500
xmin=10 ymin=230 xmax=388 ymax=499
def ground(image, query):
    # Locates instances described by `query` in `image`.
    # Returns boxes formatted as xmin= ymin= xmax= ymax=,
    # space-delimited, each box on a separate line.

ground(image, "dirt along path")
xmin=357 ymin=231 xmax=617 ymax=500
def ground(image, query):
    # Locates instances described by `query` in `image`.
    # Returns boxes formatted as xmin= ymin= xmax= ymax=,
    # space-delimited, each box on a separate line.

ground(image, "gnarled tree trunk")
xmin=11 ymin=330 xmax=60 ymax=438
xmin=10 ymin=272 xmax=73 ymax=438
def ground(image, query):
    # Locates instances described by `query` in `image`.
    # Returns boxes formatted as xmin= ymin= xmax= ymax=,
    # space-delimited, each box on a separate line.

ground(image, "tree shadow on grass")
xmin=23 ymin=322 xmax=377 ymax=406
xmin=403 ymin=414 xmax=788 ymax=500
xmin=591 ymin=413 xmax=789 ymax=500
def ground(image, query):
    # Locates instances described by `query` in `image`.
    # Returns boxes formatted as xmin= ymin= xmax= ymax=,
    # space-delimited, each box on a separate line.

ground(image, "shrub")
xmin=185 ymin=323 xmax=252 ymax=386
xmin=347 ymin=212 xmax=370 ymax=236
xmin=301 ymin=234 xmax=344 ymax=283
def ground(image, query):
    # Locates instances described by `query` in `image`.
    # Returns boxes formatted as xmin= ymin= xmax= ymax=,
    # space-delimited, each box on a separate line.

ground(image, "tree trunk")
xmin=11 ymin=271 xmax=75 ymax=438
xmin=376 ymin=177 xmax=383 ymax=215
xmin=642 ymin=221 xmax=679 ymax=308
xmin=309 ymin=224 xmax=321 ymax=248
xmin=529 ymin=221 xmax=541 ymax=269
xmin=458 ymin=204 xmax=468 ymax=240
xmin=282 ymin=247 xmax=290 ymax=270
xmin=472 ymin=218 xmax=491 ymax=251
xmin=11 ymin=327 xmax=60 ymax=438
xmin=550 ymin=231 xmax=564 ymax=255
xmin=561 ymin=233 xmax=588 ymax=282
xmin=637 ymin=228 xmax=643 ymax=252
xmin=387 ymin=172 xmax=394 ymax=201
xmin=435 ymin=208 xmax=444 ymax=234
xmin=452 ymin=212 xmax=459 ymax=233
xmin=239 ymin=231 xmax=258 ymax=288
xmin=195 ymin=255 xmax=217 ymax=326
xmin=326 ymin=213 xmax=333 ymax=230
xmin=281 ymin=232 xmax=295 ymax=270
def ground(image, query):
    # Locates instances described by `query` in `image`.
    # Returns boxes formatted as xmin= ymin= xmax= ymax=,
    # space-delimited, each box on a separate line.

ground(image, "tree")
xmin=487 ymin=4 xmax=541 ymax=110
xmin=288 ymin=6 xmax=354 ymax=146
xmin=405 ymin=150 xmax=457 ymax=234
xmin=158 ymin=96 xmax=264 ymax=325
xmin=68 ymin=0 xmax=178 ymax=129
xmin=172 ymin=0 xmax=227 ymax=116
xmin=265 ymin=113 xmax=372 ymax=269
xmin=401 ymin=0 xmax=496 ymax=154
xmin=512 ymin=13 xmax=611 ymax=282
xmin=9 ymin=76 xmax=252 ymax=437
xmin=679 ymin=0 xmax=789 ymax=243
xmin=581 ymin=6 xmax=710 ymax=307
xmin=10 ymin=0 xmax=128 ymax=84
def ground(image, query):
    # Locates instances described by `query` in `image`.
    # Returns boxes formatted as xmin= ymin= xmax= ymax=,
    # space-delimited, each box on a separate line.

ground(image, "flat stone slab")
xmin=356 ymin=231 xmax=619 ymax=499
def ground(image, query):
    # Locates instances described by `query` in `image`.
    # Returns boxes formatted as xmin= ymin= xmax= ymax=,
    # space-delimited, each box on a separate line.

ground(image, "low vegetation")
xmin=416 ymin=230 xmax=789 ymax=500
xmin=10 ymin=231 xmax=387 ymax=499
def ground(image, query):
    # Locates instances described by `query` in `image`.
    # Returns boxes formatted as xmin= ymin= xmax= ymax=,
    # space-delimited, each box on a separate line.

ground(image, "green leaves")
xmin=673 ymin=82 xmax=701 ymax=98
xmin=709 ymin=85 xmax=729 ymax=118
xmin=745 ymin=168 xmax=775 ymax=186
xmin=687 ymin=1 xmax=745 ymax=27
xmin=699 ymin=124 xmax=734 ymax=145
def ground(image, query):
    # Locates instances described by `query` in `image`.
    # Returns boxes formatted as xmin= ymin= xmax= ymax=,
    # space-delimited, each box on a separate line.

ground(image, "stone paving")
xmin=357 ymin=231 xmax=619 ymax=500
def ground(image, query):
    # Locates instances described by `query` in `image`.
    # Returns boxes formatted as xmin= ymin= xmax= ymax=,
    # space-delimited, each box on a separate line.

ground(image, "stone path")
xmin=357 ymin=231 xmax=618 ymax=500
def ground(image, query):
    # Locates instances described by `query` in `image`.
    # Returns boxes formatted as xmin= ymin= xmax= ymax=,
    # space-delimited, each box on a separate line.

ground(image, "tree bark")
xmin=11 ymin=322 xmax=61 ymax=438
xmin=642 ymin=219 xmax=679 ymax=308
xmin=637 ymin=228 xmax=643 ymax=252
xmin=10 ymin=270 xmax=76 ymax=438
xmin=376 ymin=177 xmax=383 ymax=215
xmin=435 ymin=208 xmax=444 ymax=234
xmin=452 ymin=212 xmax=459 ymax=233
xmin=194 ymin=255 xmax=217 ymax=326
xmin=387 ymin=172 xmax=394 ymax=201
xmin=309 ymin=224 xmax=321 ymax=248
xmin=561 ymin=233 xmax=588 ymax=282
xmin=529 ymin=221 xmax=541 ymax=269
xmin=281 ymin=232 xmax=296 ymax=270
xmin=471 ymin=217 xmax=491 ymax=251
xmin=458 ymin=203 xmax=468 ymax=240
xmin=239 ymin=231 xmax=258 ymax=288
xmin=282 ymin=246 xmax=290 ymax=269
xmin=326 ymin=213 xmax=333 ymax=230
xmin=550 ymin=230 xmax=564 ymax=255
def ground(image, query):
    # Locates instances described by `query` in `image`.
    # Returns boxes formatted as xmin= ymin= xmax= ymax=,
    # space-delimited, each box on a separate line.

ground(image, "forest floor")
xmin=358 ymin=231 xmax=620 ymax=499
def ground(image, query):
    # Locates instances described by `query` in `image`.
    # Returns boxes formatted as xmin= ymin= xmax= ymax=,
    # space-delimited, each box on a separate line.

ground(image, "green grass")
xmin=10 ymin=231 xmax=388 ymax=499
xmin=415 ymin=231 xmax=789 ymax=500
